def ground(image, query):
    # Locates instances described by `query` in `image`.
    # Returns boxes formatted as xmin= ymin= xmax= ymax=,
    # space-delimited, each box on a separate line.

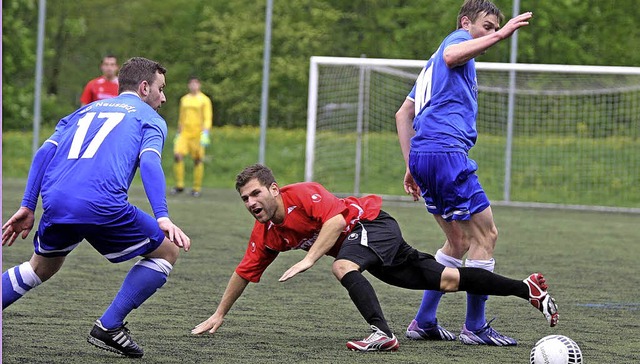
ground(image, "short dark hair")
xmin=188 ymin=76 xmax=200 ymax=82
xmin=457 ymin=0 xmax=504 ymax=28
xmin=118 ymin=57 xmax=167 ymax=93
xmin=102 ymin=54 xmax=117 ymax=63
xmin=235 ymin=164 xmax=276 ymax=192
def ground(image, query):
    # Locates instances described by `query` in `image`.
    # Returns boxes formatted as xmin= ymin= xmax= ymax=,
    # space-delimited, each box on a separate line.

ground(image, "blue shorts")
xmin=409 ymin=151 xmax=490 ymax=221
xmin=34 ymin=206 xmax=166 ymax=263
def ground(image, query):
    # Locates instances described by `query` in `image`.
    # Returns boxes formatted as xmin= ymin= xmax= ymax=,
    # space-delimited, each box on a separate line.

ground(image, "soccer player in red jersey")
xmin=80 ymin=55 xmax=120 ymax=105
xmin=192 ymin=164 xmax=558 ymax=352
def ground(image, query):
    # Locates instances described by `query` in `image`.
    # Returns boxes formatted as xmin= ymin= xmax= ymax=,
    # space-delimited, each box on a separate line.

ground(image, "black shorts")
xmin=336 ymin=210 xmax=445 ymax=290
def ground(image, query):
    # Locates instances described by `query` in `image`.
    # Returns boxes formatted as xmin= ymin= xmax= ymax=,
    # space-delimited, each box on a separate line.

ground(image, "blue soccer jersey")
xmin=39 ymin=93 xmax=167 ymax=224
xmin=408 ymin=29 xmax=478 ymax=153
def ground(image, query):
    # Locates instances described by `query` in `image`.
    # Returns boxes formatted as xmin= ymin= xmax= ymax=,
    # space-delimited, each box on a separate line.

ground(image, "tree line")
xmin=3 ymin=0 xmax=639 ymax=130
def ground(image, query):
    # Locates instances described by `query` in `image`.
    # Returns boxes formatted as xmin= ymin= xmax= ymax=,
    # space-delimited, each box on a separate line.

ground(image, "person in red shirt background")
xmin=80 ymin=55 xmax=119 ymax=105
xmin=191 ymin=164 xmax=558 ymax=352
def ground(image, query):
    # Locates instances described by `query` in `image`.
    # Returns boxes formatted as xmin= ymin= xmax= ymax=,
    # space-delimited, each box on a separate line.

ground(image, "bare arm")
xmin=395 ymin=98 xmax=420 ymax=201
xmin=396 ymin=98 xmax=415 ymax=166
xmin=192 ymin=272 xmax=250 ymax=334
xmin=444 ymin=12 xmax=533 ymax=68
xmin=278 ymin=214 xmax=347 ymax=281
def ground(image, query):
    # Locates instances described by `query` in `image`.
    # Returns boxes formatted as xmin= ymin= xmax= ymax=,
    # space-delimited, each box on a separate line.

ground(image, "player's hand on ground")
xmin=157 ymin=217 xmax=191 ymax=252
xmin=279 ymin=258 xmax=314 ymax=282
xmin=192 ymin=313 xmax=224 ymax=335
xmin=403 ymin=170 xmax=421 ymax=201
xmin=2 ymin=207 xmax=35 ymax=246
xmin=498 ymin=11 xmax=533 ymax=39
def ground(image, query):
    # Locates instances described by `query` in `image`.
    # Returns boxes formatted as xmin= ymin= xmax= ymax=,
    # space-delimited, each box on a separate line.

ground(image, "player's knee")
xmin=332 ymin=259 xmax=359 ymax=280
xmin=489 ymin=225 xmax=498 ymax=245
xmin=474 ymin=225 xmax=498 ymax=254
xmin=29 ymin=256 xmax=64 ymax=282
xmin=155 ymin=239 xmax=180 ymax=265
xmin=439 ymin=267 xmax=460 ymax=292
xmin=443 ymin=239 xmax=469 ymax=258
xmin=174 ymin=154 xmax=183 ymax=162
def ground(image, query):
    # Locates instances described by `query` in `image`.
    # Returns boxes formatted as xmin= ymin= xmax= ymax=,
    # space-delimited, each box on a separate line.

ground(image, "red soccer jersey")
xmin=80 ymin=76 xmax=119 ymax=104
xmin=235 ymin=182 xmax=382 ymax=283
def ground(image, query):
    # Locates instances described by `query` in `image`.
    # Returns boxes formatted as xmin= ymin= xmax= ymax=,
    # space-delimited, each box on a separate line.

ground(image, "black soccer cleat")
xmin=170 ymin=187 xmax=184 ymax=195
xmin=87 ymin=320 xmax=144 ymax=358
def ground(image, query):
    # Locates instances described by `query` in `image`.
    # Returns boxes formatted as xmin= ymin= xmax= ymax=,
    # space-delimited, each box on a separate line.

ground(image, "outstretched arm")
xmin=444 ymin=12 xmax=533 ymax=67
xmin=192 ymin=272 xmax=250 ymax=334
xmin=140 ymin=151 xmax=190 ymax=251
xmin=278 ymin=214 xmax=346 ymax=281
xmin=2 ymin=141 xmax=57 ymax=246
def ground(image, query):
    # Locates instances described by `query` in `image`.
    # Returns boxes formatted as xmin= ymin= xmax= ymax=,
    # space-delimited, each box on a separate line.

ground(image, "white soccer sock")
xmin=18 ymin=261 xmax=43 ymax=288
xmin=134 ymin=258 xmax=173 ymax=275
xmin=435 ymin=249 xmax=463 ymax=268
xmin=465 ymin=258 xmax=495 ymax=272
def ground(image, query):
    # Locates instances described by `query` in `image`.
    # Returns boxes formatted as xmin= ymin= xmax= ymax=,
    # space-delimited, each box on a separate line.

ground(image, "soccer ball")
xmin=530 ymin=335 xmax=583 ymax=364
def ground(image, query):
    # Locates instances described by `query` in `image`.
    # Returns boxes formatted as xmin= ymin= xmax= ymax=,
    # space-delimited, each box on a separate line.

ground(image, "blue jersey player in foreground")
xmin=2 ymin=57 xmax=191 ymax=358
xmin=396 ymin=0 xmax=534 ymax=346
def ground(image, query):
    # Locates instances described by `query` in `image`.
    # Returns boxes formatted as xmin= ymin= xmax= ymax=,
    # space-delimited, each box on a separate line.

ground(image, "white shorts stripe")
xmin=35 ymin=235 xmax=81 ymax=254
xmin=103 ymin=238 xmax=150 ymax=260
xmin=358 ymin=223 xmax=369 ymax=247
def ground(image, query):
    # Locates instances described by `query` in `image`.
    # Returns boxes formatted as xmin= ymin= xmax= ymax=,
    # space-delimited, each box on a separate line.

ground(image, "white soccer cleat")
xmin=346 ymin=325 xmax=400 ymax=352
xmin=524 ymin=273 xmax=559 ymax=327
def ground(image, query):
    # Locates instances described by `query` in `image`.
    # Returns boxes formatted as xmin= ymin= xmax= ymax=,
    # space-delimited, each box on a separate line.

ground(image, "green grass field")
xmin=2 ymin=178 xmax=639 ymax=363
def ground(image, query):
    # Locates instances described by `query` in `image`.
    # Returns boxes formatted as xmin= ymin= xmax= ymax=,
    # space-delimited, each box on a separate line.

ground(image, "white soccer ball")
xmin=530 ymin=335 xmax=583 ymax=364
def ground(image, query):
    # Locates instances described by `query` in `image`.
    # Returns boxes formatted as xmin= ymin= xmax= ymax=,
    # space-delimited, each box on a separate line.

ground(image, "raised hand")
xmin=498 ymin=12 xmax=533 ymax=39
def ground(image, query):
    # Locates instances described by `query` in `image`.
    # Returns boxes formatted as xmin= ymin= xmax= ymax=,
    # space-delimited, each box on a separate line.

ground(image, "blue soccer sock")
xmin=464 ymin=258 xmax=495 ymax=331
xmin=2 ymin=262 xmax=42 ymax=309
xmin=415 ymin=249 xmax=462 ymax=327
xmin=99 ymin=258 xmax=172 ymax=329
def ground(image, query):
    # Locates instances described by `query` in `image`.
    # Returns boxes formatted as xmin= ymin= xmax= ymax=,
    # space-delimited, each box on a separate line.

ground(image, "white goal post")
xmin=306 ymin=56 xmax=640 ymax=212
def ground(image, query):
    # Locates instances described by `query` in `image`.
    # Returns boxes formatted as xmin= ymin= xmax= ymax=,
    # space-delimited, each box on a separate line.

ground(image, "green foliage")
xmin=2 ymin=0 xmax=37 ymax=130
xmin=194 ymin=0 xmax=342 ymax=127
xmin=3 ymin=0 xmax=640 ymax=131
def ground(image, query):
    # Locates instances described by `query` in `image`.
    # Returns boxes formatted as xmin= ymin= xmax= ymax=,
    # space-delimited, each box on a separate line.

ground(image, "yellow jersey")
xmin=178 ymin=91 xmax=213 ymax=137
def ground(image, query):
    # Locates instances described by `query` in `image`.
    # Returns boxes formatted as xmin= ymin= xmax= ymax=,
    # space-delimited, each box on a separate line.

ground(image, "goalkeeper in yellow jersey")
xmin=172 ymin=76 xmax=213 ymax=197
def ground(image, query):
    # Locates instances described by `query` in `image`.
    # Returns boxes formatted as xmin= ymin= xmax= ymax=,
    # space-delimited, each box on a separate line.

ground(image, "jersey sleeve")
xmin=235 ymin=223 xmax=279 ymax=283
xmin=203 ymin=94 xmax=213 ymax=130
xmin=139 ymin=152 xmax=168 ymax=219
xmin=21 ymin=142 xmax=57 ymax=210
xmin=442 ymin=30 xmax=473 ymax=53
xmin=140 ymin=116 xmax=167 ymax=158
xmin=80 ymin=80 xmax=94 ymax=105
xmin=407 ymin=84 xmax=416 ymax=102
xmin=177 ymin=96 xmax=186 ymax=130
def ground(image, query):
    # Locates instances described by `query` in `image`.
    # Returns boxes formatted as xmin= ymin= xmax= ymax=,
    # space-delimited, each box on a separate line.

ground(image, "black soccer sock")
xmin=457 ymin=267 xmax=529 ymax=300
xmin=340 ymin=270 xmax=393 ymax=337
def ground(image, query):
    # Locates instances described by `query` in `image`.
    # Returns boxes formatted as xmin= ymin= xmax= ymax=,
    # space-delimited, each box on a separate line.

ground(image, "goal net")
xmin=306 ymin=56 xmax=640 ymax=211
